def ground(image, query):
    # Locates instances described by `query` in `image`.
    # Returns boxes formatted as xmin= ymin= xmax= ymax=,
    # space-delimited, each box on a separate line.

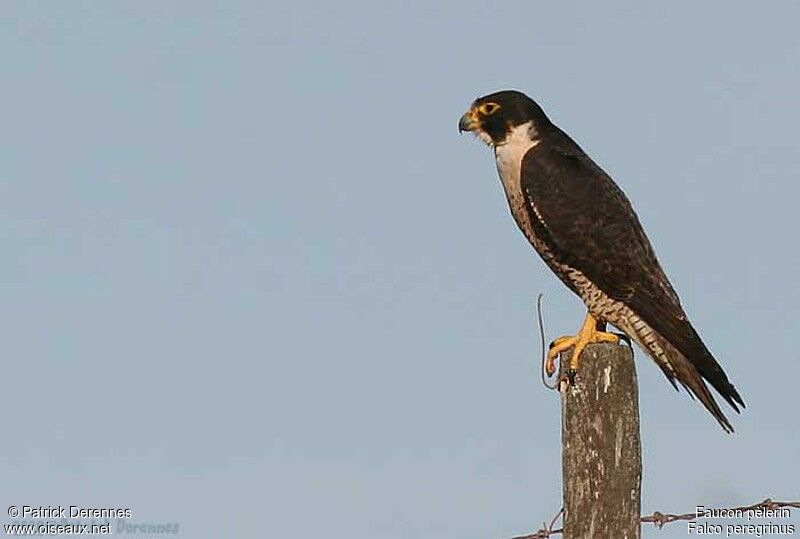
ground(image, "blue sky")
xmin=1 ymin=2 xmax=798 ymax=537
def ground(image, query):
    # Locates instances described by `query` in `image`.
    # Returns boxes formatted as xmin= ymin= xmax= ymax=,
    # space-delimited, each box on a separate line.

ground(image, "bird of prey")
xmin=459 ymin=90 xmax=744 ymax=432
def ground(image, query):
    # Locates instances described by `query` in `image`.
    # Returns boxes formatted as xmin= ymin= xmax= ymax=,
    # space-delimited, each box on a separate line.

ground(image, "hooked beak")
xmin=458 ymin=109 xmax=480 ymax=133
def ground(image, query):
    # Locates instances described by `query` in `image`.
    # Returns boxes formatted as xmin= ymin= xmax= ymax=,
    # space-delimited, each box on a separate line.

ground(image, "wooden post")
xmin=560 ymin=342 xmax=642 ymax=539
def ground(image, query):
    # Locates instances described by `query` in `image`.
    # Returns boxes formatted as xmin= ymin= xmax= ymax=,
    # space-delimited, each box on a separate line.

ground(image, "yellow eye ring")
xmin=479 ymin=103 xmax=500 ymax=115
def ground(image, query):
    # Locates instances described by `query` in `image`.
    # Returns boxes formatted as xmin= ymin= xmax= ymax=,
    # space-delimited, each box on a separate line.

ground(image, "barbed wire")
xmin=513 ymin=507 xmax=563 ymax=539
xmin=511 ymin=498 xmax=799 ymax=539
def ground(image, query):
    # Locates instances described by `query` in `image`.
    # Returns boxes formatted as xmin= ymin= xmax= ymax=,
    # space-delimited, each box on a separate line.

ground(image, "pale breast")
xmin=493 ymin=122 xmax=543 ymax=252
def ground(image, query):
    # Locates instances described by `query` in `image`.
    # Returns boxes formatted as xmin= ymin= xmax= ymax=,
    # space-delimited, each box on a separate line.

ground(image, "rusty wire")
xmin=511 ymin=498 xmax=799 ymax=538
xmin=512 ymin=506 xmax=563 ymax=539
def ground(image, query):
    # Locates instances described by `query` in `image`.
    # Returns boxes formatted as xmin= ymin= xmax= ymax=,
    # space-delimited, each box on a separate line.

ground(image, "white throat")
xmin=494 ymin=121 xmax=539 ymax=189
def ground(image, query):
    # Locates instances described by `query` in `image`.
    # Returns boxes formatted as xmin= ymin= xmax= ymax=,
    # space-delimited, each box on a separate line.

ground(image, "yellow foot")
xmin=545 ymin=313 xmax=620 ymax=378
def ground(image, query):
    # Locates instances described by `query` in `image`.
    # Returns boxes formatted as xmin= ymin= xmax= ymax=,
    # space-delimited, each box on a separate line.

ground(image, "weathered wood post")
xmin=559 ymin=342 xmax=642 ymax=538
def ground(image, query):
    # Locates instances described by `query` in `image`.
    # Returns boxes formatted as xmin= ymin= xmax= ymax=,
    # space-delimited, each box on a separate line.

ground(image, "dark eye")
xmin=480 ymin=103 xmax=500 ymax=115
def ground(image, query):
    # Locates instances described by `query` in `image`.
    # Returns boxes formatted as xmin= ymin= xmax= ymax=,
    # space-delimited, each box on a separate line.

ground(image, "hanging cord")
xmin=536 ymin=293 xmax=559 ymax=391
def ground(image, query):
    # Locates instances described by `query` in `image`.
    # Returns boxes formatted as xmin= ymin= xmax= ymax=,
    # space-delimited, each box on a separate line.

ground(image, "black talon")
xmin=612 ymin=331 xmax=632 ymax=347
xmin=567 ymin=368 xmax=577 ymax=385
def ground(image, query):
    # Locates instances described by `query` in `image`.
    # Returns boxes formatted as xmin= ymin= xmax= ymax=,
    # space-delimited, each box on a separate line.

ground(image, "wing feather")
xmin=519 ymin=127 xmax=744 ymax=423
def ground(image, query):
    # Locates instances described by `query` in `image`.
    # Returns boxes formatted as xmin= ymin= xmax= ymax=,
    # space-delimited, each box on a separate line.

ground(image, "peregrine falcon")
xmin=459 ymin=90 xmax=744 ymax=432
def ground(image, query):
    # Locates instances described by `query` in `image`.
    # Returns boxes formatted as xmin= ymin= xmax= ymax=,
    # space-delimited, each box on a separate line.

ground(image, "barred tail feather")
xmin=627 ymin=322 xmax=743 ymax=433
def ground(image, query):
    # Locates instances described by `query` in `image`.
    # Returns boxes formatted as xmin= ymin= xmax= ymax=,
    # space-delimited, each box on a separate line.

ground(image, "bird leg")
xmin=545 ymin=313 xmax=620 ymax=380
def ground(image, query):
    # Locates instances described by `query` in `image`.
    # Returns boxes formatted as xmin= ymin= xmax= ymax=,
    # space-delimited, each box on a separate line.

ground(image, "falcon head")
xmin=458 ymin=90 xmax=551 ymax=147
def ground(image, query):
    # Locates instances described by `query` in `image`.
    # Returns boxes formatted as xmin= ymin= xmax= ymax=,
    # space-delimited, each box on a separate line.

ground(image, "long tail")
xmin=640 ymin=328 xmax=744 ymax=433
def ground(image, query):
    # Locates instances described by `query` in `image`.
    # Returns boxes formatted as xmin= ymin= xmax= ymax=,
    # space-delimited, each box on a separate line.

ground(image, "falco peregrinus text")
xmin=459 ymin=90 xmax=744 ymax=432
